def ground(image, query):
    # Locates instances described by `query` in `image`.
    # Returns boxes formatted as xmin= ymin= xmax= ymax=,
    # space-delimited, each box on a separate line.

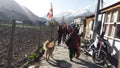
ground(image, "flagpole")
xmin=50 ymin=18 xmax=53 ymax=41
xmin=47 ymin=3 xmax=53 ymax=41
xmin=51 ymin=3 xmax=52 ymax=41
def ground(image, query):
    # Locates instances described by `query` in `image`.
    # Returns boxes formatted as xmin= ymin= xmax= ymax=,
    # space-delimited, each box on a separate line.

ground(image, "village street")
xmin=29 ymin=42 xmax=102 ymax=68
xmin=0 ymin=0 xmax=120 ymax=68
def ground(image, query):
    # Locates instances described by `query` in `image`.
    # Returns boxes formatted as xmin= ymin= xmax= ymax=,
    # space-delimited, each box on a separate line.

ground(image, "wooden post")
xmin=7 ymin=19 xmax=16 ymax=68
xmin=38 ymin=22 xmax=41 ymax=48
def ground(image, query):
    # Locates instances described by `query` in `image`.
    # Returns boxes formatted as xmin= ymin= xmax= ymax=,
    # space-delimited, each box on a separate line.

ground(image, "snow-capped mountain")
xmin=53 ymin=0 xmax=119 ymax=24
xmin=53 ymin=4 xmax=95 ymax=24
xmin=0 ymin=0 xmax=47 ymax=23
xmin=55 ymin=10 xmax=75 ymax=18
xmin=53 ymin=10 xmax=75 ymax=23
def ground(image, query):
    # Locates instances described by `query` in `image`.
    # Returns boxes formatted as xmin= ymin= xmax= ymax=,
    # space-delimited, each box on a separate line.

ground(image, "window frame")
xmin=103 ymin=9 xmax=119 ymax=41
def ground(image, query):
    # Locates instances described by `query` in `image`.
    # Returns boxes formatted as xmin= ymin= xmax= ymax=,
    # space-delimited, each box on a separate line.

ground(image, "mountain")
xmin=21 ymin=7 xmax=47 ymax=22
xmin=52 ymin=1 xmax=96 ymax=24
xmin=52 ymin=1 xmax=97 ymax=24
xmin=53 ymin=10 xmax=75 ymax=23
xmin=0 ymin=0 xmax=47 ymax=23
xmin=53 ymin=0 xmax=120 ymax=24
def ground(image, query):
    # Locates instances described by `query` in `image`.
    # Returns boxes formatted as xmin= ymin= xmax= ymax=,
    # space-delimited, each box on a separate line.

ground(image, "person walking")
xmin=66 ymin=28 xmax=81 ymax=61
xmin=57 ymin=25 xmax=63 ymax=46
xmin=62 ymin=25 xmax=68 ymax=43
xmin=67 ymin=25 xmax=73 ymax=37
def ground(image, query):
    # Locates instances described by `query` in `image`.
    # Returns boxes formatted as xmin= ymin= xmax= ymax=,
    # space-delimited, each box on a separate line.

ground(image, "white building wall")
xmin=115 ymin=41 xmax=120 ymax=51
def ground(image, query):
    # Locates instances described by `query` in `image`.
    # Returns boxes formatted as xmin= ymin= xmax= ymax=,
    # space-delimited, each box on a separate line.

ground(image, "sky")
xmin=14 ymin=0 xmax=97 ymax=17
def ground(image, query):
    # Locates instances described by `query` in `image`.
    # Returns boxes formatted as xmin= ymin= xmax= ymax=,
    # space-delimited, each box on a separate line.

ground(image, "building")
xmin=84 ymin=14 xmax=95 ymax=40
xmin=73 ymin=16 xmax=86 ymax=36
xmin=98 ymin=1 xmax=120 ymax=67
xmin=81 ymin=1 xmax=120 ymax=67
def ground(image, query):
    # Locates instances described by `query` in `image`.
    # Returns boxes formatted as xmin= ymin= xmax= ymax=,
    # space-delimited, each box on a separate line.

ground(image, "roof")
xmin=74 ymin=16 xmax=85 ymax=19
xmin=86 ymin=14 xmax=95 ymax=18
xmin=100 ymin=1 xmax=120 ymax=13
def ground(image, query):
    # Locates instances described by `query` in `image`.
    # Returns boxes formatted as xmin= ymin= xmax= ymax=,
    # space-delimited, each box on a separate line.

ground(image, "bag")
xmin=66 ymin=33 xmax=74 ymax=47
xmin=75 ymin=48 xmax=81 ymax=58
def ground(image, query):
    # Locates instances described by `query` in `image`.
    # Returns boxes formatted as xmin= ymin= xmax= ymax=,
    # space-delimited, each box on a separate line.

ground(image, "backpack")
xmin=66 ymin=33 xmax=74 ymax=47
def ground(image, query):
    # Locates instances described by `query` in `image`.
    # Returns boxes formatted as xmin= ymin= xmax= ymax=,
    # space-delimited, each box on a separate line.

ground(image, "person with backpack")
xmin=57 ymin=25 xmax=63 ymax=46
xmin=66 ymin=28 xmax=81 ymax=61
xmin=67 ymin=25 xmax=73 ymax=37
xmin=63 ymin=25 xmax=68 ymax=43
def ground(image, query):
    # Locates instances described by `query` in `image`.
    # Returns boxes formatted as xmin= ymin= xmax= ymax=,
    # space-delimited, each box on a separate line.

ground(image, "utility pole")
xmin=100 ymin=0 xmax=104 ymax=33
xmin=7 ymin=19 xmax=16 ymax=68
xmin=95 ymin=0 xmax=100 ymax=24
xmin=101 ymin=0 xmax=103 ymax=9
xmin=93 ymin=0 xmax=101 ymax=39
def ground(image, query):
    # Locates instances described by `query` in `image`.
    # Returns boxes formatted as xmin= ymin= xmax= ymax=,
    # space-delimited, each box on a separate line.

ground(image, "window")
xmin=108 ymin=24 xmax=115 ymax=36
xmin=111 ymin=11 xmax=118 ymax=22
xmin=104 ymin=24 xmax=108 ymax=35
xmin=115 ymin=10 xmax=120 ymax=39
xmin=104 ymin=12 xmax=112 ymax=36
xmin=104 ymin=10 xmax=118 ymax=37
xmin=106 ymin=12 xmax=111 ymax=23
xmin=115 ymin=24 xmax=120 ymax=39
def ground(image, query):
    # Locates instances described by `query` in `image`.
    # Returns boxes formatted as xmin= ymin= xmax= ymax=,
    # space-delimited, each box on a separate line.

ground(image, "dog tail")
xmin=43 ymin=40 xmax=49 ymax=50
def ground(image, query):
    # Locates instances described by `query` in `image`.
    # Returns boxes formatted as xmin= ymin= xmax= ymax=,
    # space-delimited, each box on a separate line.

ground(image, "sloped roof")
xmin=100 ymin=1 xmax=120 ymax=13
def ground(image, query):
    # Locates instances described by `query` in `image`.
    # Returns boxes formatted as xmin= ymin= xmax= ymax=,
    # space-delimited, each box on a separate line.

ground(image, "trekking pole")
xmin=7 ymin=19 xmax=16 ymax=68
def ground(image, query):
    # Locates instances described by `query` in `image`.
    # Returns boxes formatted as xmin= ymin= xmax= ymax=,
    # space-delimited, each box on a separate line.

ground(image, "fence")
xmin=0 ymin=19 xmax=58 ymax=67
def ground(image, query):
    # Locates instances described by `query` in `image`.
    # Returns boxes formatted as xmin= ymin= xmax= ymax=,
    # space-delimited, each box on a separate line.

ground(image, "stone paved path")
xmin=29 ymin=42 xmax=102 ymax=68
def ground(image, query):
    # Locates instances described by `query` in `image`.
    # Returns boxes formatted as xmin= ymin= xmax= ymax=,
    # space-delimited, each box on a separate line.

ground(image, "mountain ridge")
xmin=0 ymin=0 xmax=47 ymax=23
xmin=52 ymin=0 xmax=119 ymax=24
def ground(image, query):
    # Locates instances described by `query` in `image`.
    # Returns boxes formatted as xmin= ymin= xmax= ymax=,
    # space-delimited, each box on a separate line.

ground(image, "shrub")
xmin=23 ymin=47 xmax=45 ymax=67
xmin=23 ymin=61 xmax=30 ymax=68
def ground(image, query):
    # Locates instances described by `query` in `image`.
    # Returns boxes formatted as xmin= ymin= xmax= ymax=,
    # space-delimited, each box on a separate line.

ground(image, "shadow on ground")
xmin=72 ymin=58 xmax=102 ymax=68
xmin=47 ymin=58 xmax=72 ymax=68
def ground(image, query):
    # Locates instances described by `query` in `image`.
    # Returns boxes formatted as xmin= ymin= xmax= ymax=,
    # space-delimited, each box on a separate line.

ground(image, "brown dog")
xmin=43 ymin=40 xmax=55 ymax=61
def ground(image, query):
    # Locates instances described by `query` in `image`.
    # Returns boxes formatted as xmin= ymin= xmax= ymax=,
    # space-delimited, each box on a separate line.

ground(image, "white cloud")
xmin=15 ymin=0 xmax=52 ymax=17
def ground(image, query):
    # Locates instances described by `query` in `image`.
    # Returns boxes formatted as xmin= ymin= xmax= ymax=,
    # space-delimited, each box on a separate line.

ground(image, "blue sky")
xmin=15 ymin=0 xmax=97 ymax=17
